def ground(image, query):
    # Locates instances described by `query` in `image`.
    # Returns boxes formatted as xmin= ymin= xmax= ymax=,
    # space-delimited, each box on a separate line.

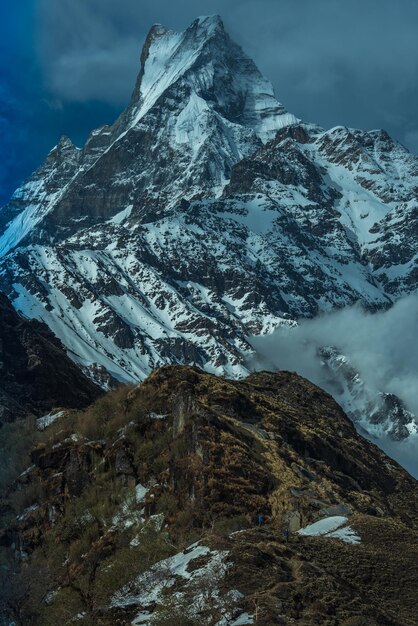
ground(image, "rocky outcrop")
xmin=0 ymin=292 xmax=102 ymax=423
xmin=4 ymin=366 xmax=418 ymax=624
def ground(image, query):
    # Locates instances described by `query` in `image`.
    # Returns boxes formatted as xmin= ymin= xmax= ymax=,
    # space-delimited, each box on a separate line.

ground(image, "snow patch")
xmin=135 ymin=483 xmax=149 ymax=503
xmin=326 ymin=525 xmax=361 ymax=545
xmin=230 ymin=614 xmax=255 ymax=626
xmin=36 ymin=410 xmax=65 ymax=431
xmin=149 ymin=412 xmax=168 ymax=420
xmin=17 ymin=504 xmax=40 ymax=521
xmin=108 ymin=204 xmax=133 ymax=225
xmin=298 ymin=516 xmax=361 ymax=544
xmin=298 ymin=516 xmax=349 ymax=536
xmin=112 ymin=541 xmax=230 ymax=623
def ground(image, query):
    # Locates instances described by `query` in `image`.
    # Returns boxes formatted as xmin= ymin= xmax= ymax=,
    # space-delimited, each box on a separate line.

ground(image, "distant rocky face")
xmin=0 ymin=292 xmax=102 ymax=423
xmin=0 ymin=16 xmax=417 ymax=454
xmin=318 ymin=346 xmax=418 ymax=442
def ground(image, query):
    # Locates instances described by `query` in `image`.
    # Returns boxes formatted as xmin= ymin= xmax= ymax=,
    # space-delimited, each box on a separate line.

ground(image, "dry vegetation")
xmin=1 ymin=366 xmax=418 ymax=625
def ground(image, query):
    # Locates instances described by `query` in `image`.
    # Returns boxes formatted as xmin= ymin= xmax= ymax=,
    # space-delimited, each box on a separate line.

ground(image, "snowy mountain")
xmin=0 ymin=291 xmax=101 ymax=423
xmin=0 ymin=16 xmax=417 ymax=457
xmin=318 ymin=347 xmax=418 ymax=440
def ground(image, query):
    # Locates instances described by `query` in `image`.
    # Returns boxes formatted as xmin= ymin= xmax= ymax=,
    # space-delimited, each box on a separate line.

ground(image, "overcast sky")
xmin=1 ymin=0 xmax=418 ymax=204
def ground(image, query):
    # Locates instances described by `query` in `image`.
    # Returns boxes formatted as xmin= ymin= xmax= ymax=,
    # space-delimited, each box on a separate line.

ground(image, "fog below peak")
xmin=250 ymin=295 xmax=418 ymax=478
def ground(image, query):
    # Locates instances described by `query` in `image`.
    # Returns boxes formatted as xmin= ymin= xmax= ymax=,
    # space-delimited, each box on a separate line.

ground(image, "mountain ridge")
xmin=0 ymin=291 xmax=102 ymax=423
xmin=0 ymin=16 xmax=417 ymax=462
xmin=2 ymin=365 xmax=418 ymax=625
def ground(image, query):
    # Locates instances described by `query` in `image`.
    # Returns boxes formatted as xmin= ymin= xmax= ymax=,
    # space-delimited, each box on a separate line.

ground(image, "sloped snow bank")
xmin=112 ymin=543 xmax=223 ymax=609
xmin=111 ymin=541 xmax=253 ymax=625
xmin=36 ymin=410 xmax=65 ymax=430
xmin=298 ymin=516 xmax=361 ymax=545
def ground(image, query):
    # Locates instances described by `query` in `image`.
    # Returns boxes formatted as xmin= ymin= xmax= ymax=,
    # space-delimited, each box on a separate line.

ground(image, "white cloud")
xmin=250 ymin=296 xmax=418 ymax=477
xmin=251 ymin=295 xmax=418 ymax=415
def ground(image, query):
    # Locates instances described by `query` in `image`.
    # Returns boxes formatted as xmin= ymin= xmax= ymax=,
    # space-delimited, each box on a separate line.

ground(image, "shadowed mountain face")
xmin=3 ymin=366 xmax=417 ymax=625
xmin=0 ymin=17 xmax=417 ymax=455
xmin=0 ymin=292 xmax=102 ymax=423
xmin=0 ymin=16 xmax=416 ymax=381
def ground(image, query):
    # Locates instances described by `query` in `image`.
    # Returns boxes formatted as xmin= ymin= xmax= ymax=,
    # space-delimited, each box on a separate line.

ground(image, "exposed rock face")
xmin=319 ymin=346 xmax=418 ymax=442
xmin=0 ymin=292 xmax=102 ymax=423
xmin=4 ymin=366 xmax=418 ymax=625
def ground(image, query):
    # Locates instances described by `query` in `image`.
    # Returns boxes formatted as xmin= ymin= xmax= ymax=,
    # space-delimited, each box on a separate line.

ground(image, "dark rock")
xmin=318 ymin=503 xmax=353 ymax=517
xmin=0 ymin=292 xmax=102 ymax=422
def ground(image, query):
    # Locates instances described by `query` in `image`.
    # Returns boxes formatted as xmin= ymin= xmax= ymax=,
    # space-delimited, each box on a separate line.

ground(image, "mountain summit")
xmin=0 ymin=16 xmax=297 ymax=256
xmin=123 ymin=14 xmax=297 ymax=141
xmin=0 ymin=17 xmax=417 ymax=461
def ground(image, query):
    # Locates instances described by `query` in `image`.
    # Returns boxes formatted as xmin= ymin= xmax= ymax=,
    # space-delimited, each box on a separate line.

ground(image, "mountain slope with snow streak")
xmin=0 ymin=16 xmax=417 ymax=458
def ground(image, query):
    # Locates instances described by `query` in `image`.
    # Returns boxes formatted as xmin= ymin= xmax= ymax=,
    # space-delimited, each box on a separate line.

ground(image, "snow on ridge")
xmin=298 ymin=516 xmax=361 ymax=545
xmin=36 ymin=410 xmax=65 ymax=431
xmin=9 ymin=247 xmax=253 ymax=386
xmin=125 ymin=15 xmax=296 ymax=145
xmin=174 ymin=92 xmax=211 ymax=148
xmin=0 ymin=181 xmax=60 ymax=257
xmin=0 ymin=15 xmax=298 ymax=254
xmin=196 ymin=14 xmax=224 ymax=25
xmin=133 ymin=28 xmax=185 ymax=123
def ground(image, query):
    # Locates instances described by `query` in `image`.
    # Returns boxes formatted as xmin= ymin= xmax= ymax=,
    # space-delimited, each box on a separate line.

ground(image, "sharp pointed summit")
xmin=195 ymin=14 xmax=225 ymax=28
xmin=0 ymin=16 xmax=299 ymax=254
xmin=0 ymin=16 xmax=417 ymax=470
xmin=124 ymin=14 xmax=297 ymax=141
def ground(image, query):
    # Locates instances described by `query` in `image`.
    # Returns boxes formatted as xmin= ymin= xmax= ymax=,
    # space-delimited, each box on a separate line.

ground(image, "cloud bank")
xmin=250 ymin=295 xmax=418 ymax=476
xmin=251 ymin=296 xmax=418 ymax=415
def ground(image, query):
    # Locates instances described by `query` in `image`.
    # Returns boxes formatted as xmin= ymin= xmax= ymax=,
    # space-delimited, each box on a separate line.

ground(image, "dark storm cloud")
xmin=0 ymin=0 xmax=37 ymax=203
xmin=0 ymin=82 xmax=28 ymax=202
xmin=36 ymin=0 xmax=147 ymax=105
xmin=1 ymin=0 xmax=417 ymax=204
xmin=36 ymin=0 xmax=418 ymax=152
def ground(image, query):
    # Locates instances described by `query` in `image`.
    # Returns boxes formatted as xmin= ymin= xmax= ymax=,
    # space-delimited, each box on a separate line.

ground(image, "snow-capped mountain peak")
xmin=0 ymin=16 xmax=417 ymax=470
xmin=0 ymin=16 xmax=299 ymax=252
xmin=122 ymin=14 xmax=297 ymax=142
xmin=195 ymin=14 xmax=225 ymax=29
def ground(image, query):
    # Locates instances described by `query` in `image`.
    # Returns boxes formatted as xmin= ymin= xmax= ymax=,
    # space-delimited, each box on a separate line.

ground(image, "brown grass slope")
xmin=2 ymin=365 xmax=417 ymax=625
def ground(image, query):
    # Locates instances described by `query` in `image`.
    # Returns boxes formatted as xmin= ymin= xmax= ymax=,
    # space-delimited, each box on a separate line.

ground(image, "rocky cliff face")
xmin=0 ymin=292 xmax=102 ymax=424
xmin=0 ymin=16 xmax=417 ymax=451
xmin=3 ymin=366 xmax=417 ymax=625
